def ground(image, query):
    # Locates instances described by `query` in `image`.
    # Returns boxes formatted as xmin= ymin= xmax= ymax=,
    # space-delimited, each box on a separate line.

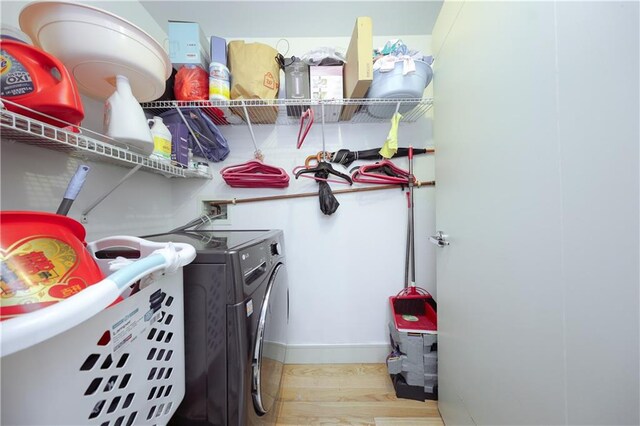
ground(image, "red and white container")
xmin=0 ymin=39 xmax=84 ymax=127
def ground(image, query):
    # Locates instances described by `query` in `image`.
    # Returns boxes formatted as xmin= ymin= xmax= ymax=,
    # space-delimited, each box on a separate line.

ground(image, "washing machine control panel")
xmin=240 ymin=244 xmax=268 ymax=286
xmin=238 ymin=233 xmax=284 ymax=289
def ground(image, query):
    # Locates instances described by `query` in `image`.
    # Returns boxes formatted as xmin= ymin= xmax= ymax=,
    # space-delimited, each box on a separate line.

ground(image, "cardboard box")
xmin=168 ymin=21 xmax=210 ymax=70
xmin=209 ymin=36 xmax=227 ymax=65
xmin=341 ymin=16 xmax=373 ymax=120
xmin=310 ymin=65 xmax=343 ymax=122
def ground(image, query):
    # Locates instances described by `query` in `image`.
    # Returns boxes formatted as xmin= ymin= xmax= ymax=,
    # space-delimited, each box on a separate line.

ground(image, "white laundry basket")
xmin=0 ymin=236 xmax=196 ymax=426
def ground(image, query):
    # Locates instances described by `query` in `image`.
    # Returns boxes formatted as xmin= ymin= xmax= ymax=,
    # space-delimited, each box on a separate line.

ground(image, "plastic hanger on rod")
xmin=292 ymin=103 xmax=351 ymax=215
xmin=293 ymin=103 xmax=352 ymax=185
xmin=293 ymin=158 xmax=353 ymax=185
xmin=221 ymin=160 xmax=290 ymax=188
xmin=296 ymin=108 xmax=314 ymax=149
xmin=220 ymin=101 xmax=290 ymax=188
xmin=351 ymin=159 xmax=415 ymax=185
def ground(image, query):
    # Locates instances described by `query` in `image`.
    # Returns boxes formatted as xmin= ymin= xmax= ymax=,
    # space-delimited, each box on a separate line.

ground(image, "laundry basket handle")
xmin=87 ymin=236 xmax=196 ymax=279
xmin=0 ymin=238 xmax=196 ymax=357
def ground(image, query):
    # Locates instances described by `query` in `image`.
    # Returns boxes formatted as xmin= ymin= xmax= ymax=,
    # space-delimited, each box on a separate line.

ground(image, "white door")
xmin=432 ymin=1 xmax=639 ymax=425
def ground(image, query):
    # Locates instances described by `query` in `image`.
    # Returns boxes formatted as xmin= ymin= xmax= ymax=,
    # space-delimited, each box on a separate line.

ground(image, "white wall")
xmin=433 ymin=1 xmax=639 ymax=424
xmin=170 ymin=34 xmax=435 ymax=362
xmin=1 ymin=2 xmax=436 ymax=363
xmin=140 ymin=1 xmax=443 ymax=39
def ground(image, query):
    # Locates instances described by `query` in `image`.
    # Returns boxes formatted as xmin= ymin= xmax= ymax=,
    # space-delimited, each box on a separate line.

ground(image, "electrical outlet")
xmin=202 ymin=201 xmax=231 ymax=225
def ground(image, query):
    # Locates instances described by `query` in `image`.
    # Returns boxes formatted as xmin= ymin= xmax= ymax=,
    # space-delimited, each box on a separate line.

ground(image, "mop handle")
xmin=56 ymin=164 xmax=90 ymax=215
xmin=409 ymin=146 xmax=416 ymax=287
xmin=405 ymin=190 xmax=411 ymax=288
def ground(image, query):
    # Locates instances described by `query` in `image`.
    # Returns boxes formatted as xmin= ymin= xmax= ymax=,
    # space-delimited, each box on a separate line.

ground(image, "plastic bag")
xmin=301 ymin=47 xmax=346 ymax=66
xmin=159 ymin=108 xmax=230 ymax=162
xmin=174 ymin=66 xmax=208 ymax=101
xmin=373 ymin=39 xmax=433 ymax=72
xmin=376 ymin=39 xmax=409 ymax=56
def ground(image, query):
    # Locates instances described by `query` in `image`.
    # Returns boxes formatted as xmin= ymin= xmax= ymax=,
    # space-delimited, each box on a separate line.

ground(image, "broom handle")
xmin=409 ymin=146 xmax=416 ymax=286
xmin=405 ymin=189 xmax=411 ymax=288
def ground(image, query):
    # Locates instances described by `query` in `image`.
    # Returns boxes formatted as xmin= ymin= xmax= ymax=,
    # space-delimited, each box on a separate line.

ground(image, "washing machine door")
xmin=252 ymin=262 xmax=288 ymax=415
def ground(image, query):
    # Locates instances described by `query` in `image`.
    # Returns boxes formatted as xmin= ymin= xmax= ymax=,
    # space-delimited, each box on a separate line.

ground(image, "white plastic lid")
xmin=0 ymin=25 xmax=32 ymax=44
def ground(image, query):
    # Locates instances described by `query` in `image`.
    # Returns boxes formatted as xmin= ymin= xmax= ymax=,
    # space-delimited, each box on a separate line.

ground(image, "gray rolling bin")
xmin=387 ymin=322 xmax=438 ymax=401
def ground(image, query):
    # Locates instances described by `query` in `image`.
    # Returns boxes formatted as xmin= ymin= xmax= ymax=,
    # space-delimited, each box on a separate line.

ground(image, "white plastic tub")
xmin=19 ymin=1 xmax=172 ymax=102
xmin=366 ymin=59 xmax=433 ymax=118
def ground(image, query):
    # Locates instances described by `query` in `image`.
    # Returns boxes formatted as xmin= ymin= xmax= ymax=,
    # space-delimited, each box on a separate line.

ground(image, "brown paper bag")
xmin=228 ymin=40 xmax=280 ymax=124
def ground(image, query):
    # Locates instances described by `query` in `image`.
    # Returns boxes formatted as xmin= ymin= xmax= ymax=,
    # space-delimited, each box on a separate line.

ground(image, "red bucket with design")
xmin=0 ymin=211 xmax=105 ymax=320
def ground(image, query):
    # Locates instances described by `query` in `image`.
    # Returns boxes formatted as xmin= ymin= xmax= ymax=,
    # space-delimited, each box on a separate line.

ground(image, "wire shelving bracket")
xmin=0 ymin=105 xmax=213 ymax=222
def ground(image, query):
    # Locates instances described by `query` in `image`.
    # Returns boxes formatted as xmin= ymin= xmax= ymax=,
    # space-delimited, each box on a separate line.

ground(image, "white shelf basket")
xmin=0 ymin=107 xmax=211 ymax=179
xmin=140 ymin=97 xmax=434 ymax=126
xmin=0 ymin=237 xmax=196 ymax=426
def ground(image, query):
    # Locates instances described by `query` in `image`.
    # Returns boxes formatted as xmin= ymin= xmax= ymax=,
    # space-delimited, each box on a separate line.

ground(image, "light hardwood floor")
xmin=276 ymin=364 xmax=443 ymax=426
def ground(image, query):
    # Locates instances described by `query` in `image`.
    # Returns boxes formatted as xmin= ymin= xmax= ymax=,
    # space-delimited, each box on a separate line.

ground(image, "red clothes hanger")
xmin=221 ymin=160 xmax=290 ymax=188
xmin=351 ymin=159 xmax=415 ymax=185
xmin=296 ymin=108 xmax=314 ymax=149
xmin=220 ymin=102 xmax=290 ymax=188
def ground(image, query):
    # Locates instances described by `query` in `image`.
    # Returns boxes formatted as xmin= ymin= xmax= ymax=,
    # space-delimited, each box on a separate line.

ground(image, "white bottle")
xmin=209 ymin=62 xmax=230 ymax=101
xmin=148 ymin=116 xmax=172 ymax=163
xmin=104 ymin=75 xmax=154 ymax=155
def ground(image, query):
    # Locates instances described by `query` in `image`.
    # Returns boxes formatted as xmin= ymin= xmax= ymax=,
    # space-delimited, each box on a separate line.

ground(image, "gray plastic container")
xmin=285 ymin=57 xmax=310 ymax=117
xmin=366 ymin=59 xmax=433 ymax=118
xmin=387 ymin=321 xmax=438 ymax=390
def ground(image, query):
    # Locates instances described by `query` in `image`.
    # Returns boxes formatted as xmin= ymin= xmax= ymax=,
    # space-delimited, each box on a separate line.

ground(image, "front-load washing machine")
xmin=145 ymin=230 xmax=288 ymax=426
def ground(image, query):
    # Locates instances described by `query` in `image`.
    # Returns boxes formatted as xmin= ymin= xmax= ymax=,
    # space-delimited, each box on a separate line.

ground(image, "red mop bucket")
xmin=390 ymin=287 xmax=437 ymax=333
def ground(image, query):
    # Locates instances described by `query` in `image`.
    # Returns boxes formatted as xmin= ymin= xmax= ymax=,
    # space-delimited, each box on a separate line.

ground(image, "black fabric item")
xmin=349 ymin=164 xmax=403 ymax=178
xmin=157 ymin=68 xmax=177 ymax=101
xmin=316 ymin=58 xmax=344 ymax=66
xmin=316 ymin=169 xmax=339 ymax=215
xmin=331 ymin=147 xmax=429 ymax=167
xmin=378 ymin=165 xmax=400 ymax=177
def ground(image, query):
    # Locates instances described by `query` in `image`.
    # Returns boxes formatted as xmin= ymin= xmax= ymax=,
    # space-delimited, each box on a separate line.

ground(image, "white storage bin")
xmin=0 ymin=236 xmax=196 ymax=426
xmin=366 ymin=59 xmax=433 ymax=118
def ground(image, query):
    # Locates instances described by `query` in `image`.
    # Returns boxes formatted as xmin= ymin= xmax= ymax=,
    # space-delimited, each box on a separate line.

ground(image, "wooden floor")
xmin=276 ymin=364 xmax=443 ymax=426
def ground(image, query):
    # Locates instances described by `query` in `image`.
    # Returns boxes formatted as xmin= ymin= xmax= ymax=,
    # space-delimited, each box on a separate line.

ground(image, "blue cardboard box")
xmin=168 ymin=21 xmax=210 ymax=70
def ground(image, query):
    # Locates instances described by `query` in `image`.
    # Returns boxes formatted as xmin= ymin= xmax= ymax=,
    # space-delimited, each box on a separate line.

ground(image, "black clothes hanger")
xmin=294 ymin=160 xmax=353 ymax=185
xmin=294 ymin=159 xmax=352 ymax=215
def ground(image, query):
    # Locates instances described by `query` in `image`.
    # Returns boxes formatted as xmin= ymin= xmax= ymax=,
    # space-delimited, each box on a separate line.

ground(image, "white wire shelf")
xmin=0 ymin=109 xmax=211 ymax=179
xmin=140 ymin=97 xmax=433 ymax=126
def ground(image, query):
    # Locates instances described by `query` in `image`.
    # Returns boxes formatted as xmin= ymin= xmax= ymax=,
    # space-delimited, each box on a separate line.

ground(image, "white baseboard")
xmin=285 ymin=343 xmax=390 ymax=364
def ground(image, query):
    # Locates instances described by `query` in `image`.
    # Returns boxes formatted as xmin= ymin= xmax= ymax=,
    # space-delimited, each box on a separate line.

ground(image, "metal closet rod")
xmin=208 ymin=181 xmax=435 ymax=206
